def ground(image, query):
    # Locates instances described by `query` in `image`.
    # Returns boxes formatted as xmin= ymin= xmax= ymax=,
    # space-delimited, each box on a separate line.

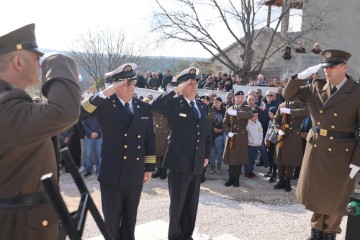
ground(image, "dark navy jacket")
xmin=81 ymin=94 xmax=155 ymax=187
xmin=151 ymin=90 xmax=212 ymax=174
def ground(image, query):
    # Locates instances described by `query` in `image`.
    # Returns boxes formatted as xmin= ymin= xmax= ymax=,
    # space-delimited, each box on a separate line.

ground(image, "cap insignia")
xmin=189 ymin=68 xmax=196 ymax=74
xmin=324 ymin=51 xmax=332 ymax=59
xmin=124 ymin=65 xmax=132 ymax=72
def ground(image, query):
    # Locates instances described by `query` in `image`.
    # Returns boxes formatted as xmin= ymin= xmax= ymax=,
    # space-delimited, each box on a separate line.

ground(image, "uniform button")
xmin=197 ymin=140 xmax=200 ymax=142
xmin=234 ymin=125 xmax=237 ymax=128
xmin=334 ymin=113 xmax=338 ymax=117
xmin=328 ymin=148 xmax=332 ymax=152
xmin=124 ymin=145 xmax=128 ymax=148
xmin=42 ymin=220 xmax=48 ymax=227
xmin=314 ymin=144 xmax=317 ymax=148
xmin=137 ymin=135 xmax=141 ymax=138
xmin=329 ymin=136 xmax=334 ymax=140
xmin=124 ymin=133 xmax=127 ymax=137
xmin=331 ymin=125 xmax=335 ymax=129
xmin=196 ymin=147 xmax=198 ymax=150
xmin=197 ymin=132 xmax=200 ymax=135
xmin=124 ymin=156 xmax=127 ymax=160
xmin=197 ymin=124 xmax=199 ymax=128
xmin=137 ymin=146 xmax=141 ymax=149
xmin=317 ymin=121 xmax=320 ymax=125
xmin=346 ymin=148 xmax=349 ymax=152
xmin=289 ymin=127 xmax=292 ymax=130
xmin=290 ymin=122 xmax=293 ymax=124
xmin=320 ymin=110 xmax=323 ymax=114
xmin=136 ymin=157 xmax=140 ymax=160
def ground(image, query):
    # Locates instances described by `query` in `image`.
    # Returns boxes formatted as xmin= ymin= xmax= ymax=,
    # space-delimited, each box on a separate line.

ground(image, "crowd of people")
xmin=281 ymin=41 xmax=323 ymax=60
xmin=135 ymin=67 xmax=289 ymax=94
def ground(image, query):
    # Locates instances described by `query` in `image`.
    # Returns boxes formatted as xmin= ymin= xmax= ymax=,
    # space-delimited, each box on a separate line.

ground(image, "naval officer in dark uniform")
xmin=81 ymin=63 xmax=156 ymax=240
xmin=151 ymin=67 xmax=212 ymax=240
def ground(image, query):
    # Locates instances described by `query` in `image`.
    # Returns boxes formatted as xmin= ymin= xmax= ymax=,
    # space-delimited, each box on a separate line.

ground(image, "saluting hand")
xmin=103 ymin=81 xmax=127 ymax=97
xmin=173 ymin=80 xmax=191 ymax=94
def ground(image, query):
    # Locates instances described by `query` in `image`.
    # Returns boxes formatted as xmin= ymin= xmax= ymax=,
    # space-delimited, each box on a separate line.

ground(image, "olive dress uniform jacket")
xmin=283 ymin=76 xmax=360 ymax=215
xmin=0 ymin=55 xmax=81 ymax=240
xmin=274 ymin=101 xmax=309 ymax=166
xmin=153 ymin=111 xmax=170 ymax=158
xmin=222 ymin=105 xmax=253 ymax=165
xmin=151 ymin=91 xmax=212 ymax=174
xmin=81 ymin=94 xmax=155 ymax=187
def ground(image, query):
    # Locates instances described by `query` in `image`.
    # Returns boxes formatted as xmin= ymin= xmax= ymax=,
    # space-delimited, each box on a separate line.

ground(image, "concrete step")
xmin=87 ymin=219 xmax=240 ymax=240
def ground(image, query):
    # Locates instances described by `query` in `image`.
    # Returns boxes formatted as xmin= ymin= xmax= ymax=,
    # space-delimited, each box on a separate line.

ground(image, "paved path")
xmin=59 ymin=165 xmax=359 ymax=239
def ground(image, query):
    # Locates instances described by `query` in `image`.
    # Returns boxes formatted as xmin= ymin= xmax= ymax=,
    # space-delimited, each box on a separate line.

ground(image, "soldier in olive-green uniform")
xmin=284 ymin=49 xmax=360 ymax=240
xmin=223 ymin=90 xmax=253 ymax=187
xmin=273 ymin=101 xmax=309 ymax=192
xmin=152 ymin=111 xmax=170 ymax=179
xmin=0 ymin=24 xmax=80 ymax=240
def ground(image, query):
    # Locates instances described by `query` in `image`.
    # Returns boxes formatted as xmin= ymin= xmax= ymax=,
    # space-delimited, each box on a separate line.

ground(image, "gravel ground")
xmin=60 ymin=165 xmax=360 ymax=240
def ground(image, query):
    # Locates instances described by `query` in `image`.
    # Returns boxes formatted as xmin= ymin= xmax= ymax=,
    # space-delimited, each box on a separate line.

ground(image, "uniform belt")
xmin=234 ymin=125 xmax=247 ymax=130
xmin=285 ymin=124 xmax=301 ymax=129
xmin=312 ymin=126 xmax=355 ymax=139
xmin=0 ymin=192 xmax=50 ymax=209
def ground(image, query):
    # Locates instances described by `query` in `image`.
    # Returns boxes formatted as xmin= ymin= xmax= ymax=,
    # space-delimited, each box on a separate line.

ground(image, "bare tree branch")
xmin=151 ymin=0 xmax=330 ymax=80
xmin=69 ymin=27 xmax=142 ymax=90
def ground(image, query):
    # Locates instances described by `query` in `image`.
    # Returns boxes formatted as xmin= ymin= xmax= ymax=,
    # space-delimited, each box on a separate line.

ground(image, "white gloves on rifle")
xmin=280 ymin=108 xmax=291 ymax=114
xmin=298 ymin=64 xmax=322 ymax=80
xmin=228 ymin=132 xmax=235 ymax=138
xmin=278 ymin=130 xmax=285 ymax=136
xmin=227 ymin=109 xmax=237 ymax=116
xmin=349 ymin=164 xmax=360 ymax=179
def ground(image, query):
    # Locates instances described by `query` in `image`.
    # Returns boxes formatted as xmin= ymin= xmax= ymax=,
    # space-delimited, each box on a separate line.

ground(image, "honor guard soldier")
xmin=273 ymin=101 xmax=309 ymax=192
xmin=0 ymin=24 xmax=81 ymax=240
xmin=222 ymin=90 xmax=253 ymax=187
xmin=152 ymin=111 xmax=170 ymax=179
xmin=151 ymin=67 xmax=212 ymax=240
xmin=284 ymin=49 xmax=360 ymax=240
xmin=81 ymin=63 xmax=156 ymax=240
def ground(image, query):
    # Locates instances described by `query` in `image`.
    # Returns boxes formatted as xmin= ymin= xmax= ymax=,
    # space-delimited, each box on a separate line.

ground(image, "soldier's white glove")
xmin=278 ymin=130 xmax=285 ymax=136
xmin=227 ymin=109 xmax=237 ymax=116
xmin=280 ymin=108 xmax=291 ymax=114
xmin=228 ymin=132 xmax=235 ymax=138
xmin=349 ymin=164 xmax=360 ymax=179
xmin=298 ymin=64 xmax=322 ymax=80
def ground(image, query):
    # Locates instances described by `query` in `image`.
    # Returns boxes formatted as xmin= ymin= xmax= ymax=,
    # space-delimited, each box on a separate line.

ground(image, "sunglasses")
xmin=266 ymin=94 xmax=274 ymax=97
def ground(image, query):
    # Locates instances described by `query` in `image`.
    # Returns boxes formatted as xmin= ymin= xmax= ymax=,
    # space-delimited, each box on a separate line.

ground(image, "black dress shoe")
xmin=268 ymin=175 xmax=276 ymax=183
xmin=152 ymin=168 xmax=162 ymax=178
xmin=264 ymin=171 xmax=272 ymax=177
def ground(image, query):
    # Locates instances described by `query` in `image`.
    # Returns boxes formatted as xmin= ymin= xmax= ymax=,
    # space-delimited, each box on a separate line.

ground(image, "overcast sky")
xmin=2 ymin=0 xmax=301 ymax=58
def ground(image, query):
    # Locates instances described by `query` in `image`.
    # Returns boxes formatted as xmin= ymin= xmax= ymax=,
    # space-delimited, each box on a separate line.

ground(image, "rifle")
xmin=229 ymin=106 xmax=236 ymax=149
xmin=277 ymin=101 xmax=289 ymax=149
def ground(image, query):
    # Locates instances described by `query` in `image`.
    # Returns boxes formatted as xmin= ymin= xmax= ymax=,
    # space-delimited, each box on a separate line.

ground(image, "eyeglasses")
xmin=266 ymin=94 xmax=274 ymax=97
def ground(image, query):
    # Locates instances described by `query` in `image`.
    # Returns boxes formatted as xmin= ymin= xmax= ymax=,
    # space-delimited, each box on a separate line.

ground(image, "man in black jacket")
xmin=151 ymin=67 xmax=212 ymax=240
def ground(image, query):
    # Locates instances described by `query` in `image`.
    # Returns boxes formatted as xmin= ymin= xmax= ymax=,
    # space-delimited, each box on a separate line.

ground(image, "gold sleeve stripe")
xmin=145 ymin=156 xmax=156 ymax=164
xmin=82 ymin=99 xmax=97 ymax=113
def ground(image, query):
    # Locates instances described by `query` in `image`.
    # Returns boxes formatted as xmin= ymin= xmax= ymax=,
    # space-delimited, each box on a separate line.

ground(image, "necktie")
xmin=190 ymin=101 xmax=200 ymax=121
xmin=124 ymin=102 xmax=133 ymax=116
xmin=331 ymin=86 xmax=337 ymax=95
